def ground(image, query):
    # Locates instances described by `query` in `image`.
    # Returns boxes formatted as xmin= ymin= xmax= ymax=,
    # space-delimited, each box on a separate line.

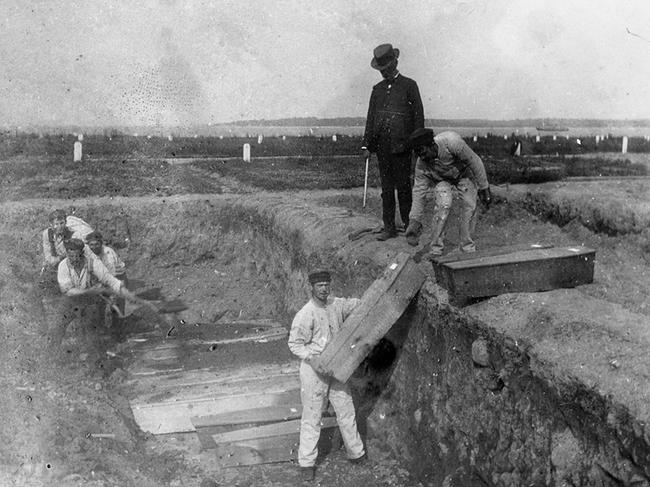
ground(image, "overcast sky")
xmin=2 ymin=0 xmax=650 ymax=126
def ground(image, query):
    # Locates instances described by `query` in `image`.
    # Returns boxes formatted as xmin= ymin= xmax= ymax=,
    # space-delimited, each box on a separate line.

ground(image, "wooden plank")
xmin=131 ymin=388 xmax=300 ymax=434
xmin=212 ymin=417 xmax=337 ymax=444
xmin=191 ymin=404 xmax=303 ymax=428
xmin=311 ymin=252 xmax=426 ymax=383
xmin=434 ymin=246 xmax=595 ymax=299
xmin=213 ymin=433 xmax=300 ymax=467
xmin=133 ymin=372 xmax=299 ymax=406
xmin=127 ymin=327 xmax=288 ymax=353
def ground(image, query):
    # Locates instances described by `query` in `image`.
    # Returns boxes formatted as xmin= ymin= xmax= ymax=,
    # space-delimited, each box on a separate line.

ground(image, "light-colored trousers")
xmin=298 ymin=360 xmax=365 ymax=467
xmin=409 ymin=164 xmax=478 ymax=254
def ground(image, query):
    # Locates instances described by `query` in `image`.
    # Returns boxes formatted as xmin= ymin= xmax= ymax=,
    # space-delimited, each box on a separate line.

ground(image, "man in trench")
xmin=85 ymin=231 xmax=128 ymax=320
xmin=404 ymin=128 xmax=492 ymax=257
xmin=288 ymin=270 xmax=366 ymax=482
xmin=42 ymin=208 xmax=94 ymax=270
xmin=53 ymin=238 xmax=137 ymax=346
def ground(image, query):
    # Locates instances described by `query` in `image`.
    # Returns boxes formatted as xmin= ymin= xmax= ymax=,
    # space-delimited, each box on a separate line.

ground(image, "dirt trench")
xmin=1 ymin=189 xmax=649 ymax=486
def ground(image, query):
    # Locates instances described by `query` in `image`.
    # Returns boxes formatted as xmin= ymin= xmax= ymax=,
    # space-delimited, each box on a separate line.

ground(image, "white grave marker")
xmin=535 ymin=135 xmax=540 ymax=142
xmin=73 ymin=140 xmax=82 ymax=162
xmin=243 ymin=143 xmax=251 ymax=162
xmin=332 ymin=134 xmax=337 ymax=142
xmin=257 ymin=135 xmax=263 ymax=144
xmin=622 ymin=136 xmax=628 ymax=154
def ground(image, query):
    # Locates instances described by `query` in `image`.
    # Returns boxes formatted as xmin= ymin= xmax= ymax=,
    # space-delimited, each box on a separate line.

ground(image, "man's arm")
xmin=90 ymin=258 xmax=123 ymax=294
xmin=449 ymin=135 xmax=489 ymax=189
xmin=42 ymin=229 xmax=60 ymax=266
xmin=362 ymin=89 xmax=378 ymax=153
xmin=409 ymin=80 xmax=424 ymax=130
xmin=340 ymin=297 xmax=361 ymax=321
xmin=288 ymin=310 xmax=315 ymax=360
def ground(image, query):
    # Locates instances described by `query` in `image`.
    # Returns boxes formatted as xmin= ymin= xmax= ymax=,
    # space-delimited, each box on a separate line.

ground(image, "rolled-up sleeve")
xmin=288 ymin=309 xmax=314 ymax=360
xmin=449 ymin=135 xmax=489 ymax=189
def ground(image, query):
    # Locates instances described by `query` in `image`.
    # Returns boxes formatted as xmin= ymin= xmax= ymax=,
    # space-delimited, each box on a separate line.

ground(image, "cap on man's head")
xmin=49 ymin=209 xmax=67 ymax=221
xmin=85 ymin=231 xmax=103 ymax=243
xmin=371 ymin=43 xmax=400 ymax=70
xmin=409 ymin=128 xmax=435 ymax=149
xmin=64 ymin=238 xmax=85 ymax=251
xmin=308 ymin=270 xmax=331 ymax=284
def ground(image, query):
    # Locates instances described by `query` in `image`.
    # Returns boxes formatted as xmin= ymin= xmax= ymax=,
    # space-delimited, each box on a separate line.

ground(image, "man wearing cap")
xmin=288 ymin=270 xmax=366 ymax=481
xmin=405 ymin=128 xmax=492 ymax=257
xmin=361 ymin=43 xmax=424 ymax=241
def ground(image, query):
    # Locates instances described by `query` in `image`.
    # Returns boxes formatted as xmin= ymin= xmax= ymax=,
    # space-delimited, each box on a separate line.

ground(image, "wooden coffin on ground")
xmin=432 ymin=243 xmax=595 ymax=301
xmin=311 ymin=252 xmax=426 ymax=383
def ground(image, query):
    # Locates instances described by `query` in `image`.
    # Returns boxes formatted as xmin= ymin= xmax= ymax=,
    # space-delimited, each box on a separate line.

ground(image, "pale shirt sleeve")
xmin=42 ymin=229 xmax=60 ymax=266
xmin=339 ymin=297 xmax=361 ymax=322
xmin=57 ymin=259 xmax=75 ymax=294
xmin=288 ymin=307 xmax=316 ymax=360
xmin=91 ymin=258 xmax=123 ymax=294
xmin=448 ymin=134 xmax=489 ymax=189
xmin=105 ymin=246 xmax=126 ymax=276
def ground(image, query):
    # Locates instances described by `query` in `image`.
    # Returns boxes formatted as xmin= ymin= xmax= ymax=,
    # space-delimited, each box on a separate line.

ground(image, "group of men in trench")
xmin=40 ymin=43 xmax=492 ymax=482
xmin=41 ymin=208 xmax=140 ymax=345
xmin=289 ymin=44 xmax=493 ymax=481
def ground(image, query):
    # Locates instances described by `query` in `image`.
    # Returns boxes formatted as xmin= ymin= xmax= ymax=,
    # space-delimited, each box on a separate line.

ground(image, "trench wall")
xmin=7 ymin=194 xmax=650 ymax=486
xmin=362 ymin=284 xmax=650 ymax=487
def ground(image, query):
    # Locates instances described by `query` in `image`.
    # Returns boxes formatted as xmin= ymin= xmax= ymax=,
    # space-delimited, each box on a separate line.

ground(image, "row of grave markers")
xmin=71 ymin=133 xmax=649 ymax=162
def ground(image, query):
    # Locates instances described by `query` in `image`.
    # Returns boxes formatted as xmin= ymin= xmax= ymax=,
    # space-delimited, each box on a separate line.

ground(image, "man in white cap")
xmin=405 ymin=128 xmax=492 ymax=258
xmin=288 ymin=270 xmax=366 ymax=481
xmin=361 ymin=43 xmax=424 ymax=241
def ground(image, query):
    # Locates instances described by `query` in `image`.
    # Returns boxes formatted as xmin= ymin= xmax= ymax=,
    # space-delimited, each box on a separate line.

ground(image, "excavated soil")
xmin=1 ymin=162 xmax=649 ymax=486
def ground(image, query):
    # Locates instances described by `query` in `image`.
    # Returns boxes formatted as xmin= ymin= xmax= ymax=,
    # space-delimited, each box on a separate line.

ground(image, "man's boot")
xmin=376 ymin=226 xmax=398 ymax=241
xmin=405 ymin=221 xmax=423 ymax=247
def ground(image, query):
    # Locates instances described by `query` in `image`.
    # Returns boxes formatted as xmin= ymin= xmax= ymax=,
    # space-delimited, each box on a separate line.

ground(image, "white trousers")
xmin=298 ymin=361 xmax=365 ymax=467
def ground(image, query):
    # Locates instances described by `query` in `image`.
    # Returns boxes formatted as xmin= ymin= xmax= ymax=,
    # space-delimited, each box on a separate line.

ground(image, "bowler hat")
xmin=409 ymin=128 xmax=435 ymax=149
xmin=371 ymin=44 xmax=400 ymax=70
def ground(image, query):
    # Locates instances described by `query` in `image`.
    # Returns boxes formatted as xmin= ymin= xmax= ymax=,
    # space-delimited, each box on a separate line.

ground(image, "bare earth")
xmin=1 ymin=158 xmax=649 ymax=486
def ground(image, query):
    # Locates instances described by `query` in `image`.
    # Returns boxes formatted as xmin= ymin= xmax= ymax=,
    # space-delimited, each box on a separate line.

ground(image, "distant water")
xmin=187 ymin=125 xmax=650 ymax=138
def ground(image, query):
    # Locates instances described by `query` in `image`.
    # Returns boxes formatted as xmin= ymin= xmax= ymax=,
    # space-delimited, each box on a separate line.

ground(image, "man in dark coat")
xmin=361 ymin=43 xmax=424 ymax=240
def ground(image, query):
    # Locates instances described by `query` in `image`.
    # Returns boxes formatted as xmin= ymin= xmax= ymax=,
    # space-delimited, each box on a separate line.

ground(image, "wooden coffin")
xmin=311 ymin=252 xmax=426 ymax=383
xmin=432 ymin=244 xmax=595 ymax=300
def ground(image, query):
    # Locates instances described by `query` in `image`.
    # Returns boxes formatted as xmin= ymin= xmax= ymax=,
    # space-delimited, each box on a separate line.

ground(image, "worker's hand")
xmin=305 ymin=352 xmax=320 ymax=364
xmin=360 ymin=148 xmax=371 ymax=162
xmin=84 ymin=284 xmax=105 ymax=296
xmin=478 ymin=187 xmax=492 ymax=209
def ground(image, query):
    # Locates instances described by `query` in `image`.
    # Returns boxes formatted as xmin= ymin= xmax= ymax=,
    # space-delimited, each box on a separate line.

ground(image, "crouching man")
xmin=405 ymin=128 xmax=492 ymax=257
xmin=288 ymin=270 xmax=366 ymax=482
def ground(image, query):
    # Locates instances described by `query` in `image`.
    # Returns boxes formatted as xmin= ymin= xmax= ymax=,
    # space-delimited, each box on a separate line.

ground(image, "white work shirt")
xmin=95 ymin=245 xmax=126 ymax=276
xmin=288 ymin=296 xmax=361 ymax=360
xmin=42 ymin=215 xmax=94 ymax=265
xmin=57 ymin=256 xmax=122 ymax=296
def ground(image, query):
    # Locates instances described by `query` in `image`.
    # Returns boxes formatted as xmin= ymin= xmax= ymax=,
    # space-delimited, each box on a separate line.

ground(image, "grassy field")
xmin=0 ymin=134 xmax=647 ymax=199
